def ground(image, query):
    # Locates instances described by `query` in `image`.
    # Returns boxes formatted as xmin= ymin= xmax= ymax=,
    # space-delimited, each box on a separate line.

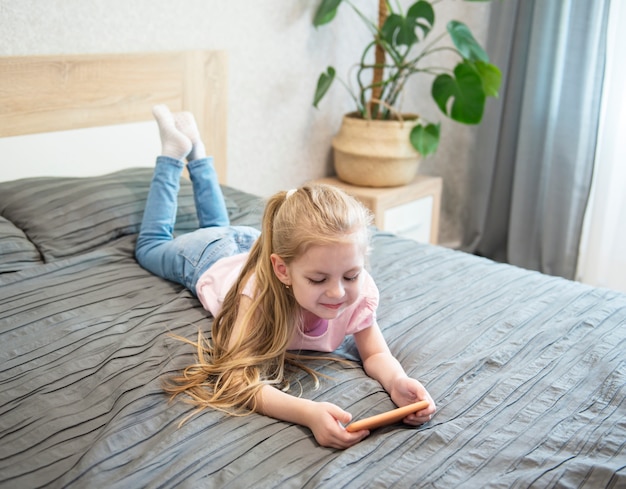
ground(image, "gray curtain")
xmin=461 ymin=0 xmax=610 ymax=280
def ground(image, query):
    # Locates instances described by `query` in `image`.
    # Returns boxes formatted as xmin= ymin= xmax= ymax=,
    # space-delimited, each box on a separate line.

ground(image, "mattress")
xmin=0 ymin=168 xmax=624 ymax=488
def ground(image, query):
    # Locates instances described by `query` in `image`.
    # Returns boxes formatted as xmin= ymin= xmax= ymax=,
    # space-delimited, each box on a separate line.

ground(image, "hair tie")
xmin=286 ymin=188 xmax=297 ymax=199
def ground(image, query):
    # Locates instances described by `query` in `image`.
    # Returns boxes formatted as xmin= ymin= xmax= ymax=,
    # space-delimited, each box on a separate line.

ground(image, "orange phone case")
xmin=346 ymin=400 xmax=430 ymax=432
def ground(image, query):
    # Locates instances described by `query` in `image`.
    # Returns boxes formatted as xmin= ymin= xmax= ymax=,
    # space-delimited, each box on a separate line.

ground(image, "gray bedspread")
xmin=0 ymin=168 xmax=624 ymax=488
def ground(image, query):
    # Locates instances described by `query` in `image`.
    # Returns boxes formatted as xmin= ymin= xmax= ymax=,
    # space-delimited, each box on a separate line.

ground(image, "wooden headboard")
xmin=0 ymin=50 xmax=228 ymax=182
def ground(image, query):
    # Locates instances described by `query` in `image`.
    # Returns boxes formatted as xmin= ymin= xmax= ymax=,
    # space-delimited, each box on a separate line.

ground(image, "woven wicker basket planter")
xmin=332 ymin=112 xmax=422 ymax=187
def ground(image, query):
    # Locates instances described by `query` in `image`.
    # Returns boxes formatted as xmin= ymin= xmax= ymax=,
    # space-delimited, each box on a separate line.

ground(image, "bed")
xmin=1 ymin=51 xmax=624 ymax=489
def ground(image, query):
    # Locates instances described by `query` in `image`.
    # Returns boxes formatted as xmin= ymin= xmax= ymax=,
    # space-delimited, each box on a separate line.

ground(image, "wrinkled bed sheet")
xmin=0 ymin=169 xmax=624 ymax=488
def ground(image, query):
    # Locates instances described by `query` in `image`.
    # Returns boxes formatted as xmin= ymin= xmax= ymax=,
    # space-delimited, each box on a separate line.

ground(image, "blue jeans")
xmin=135 ymin=156 xmax=260 ymax=296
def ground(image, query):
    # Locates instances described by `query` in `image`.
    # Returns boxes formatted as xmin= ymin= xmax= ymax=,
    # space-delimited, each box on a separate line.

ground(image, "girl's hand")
xmin=305 ymin=401 xmax=369 ymax=449
xmin=390 ymin=377 xmax=436 ymax=426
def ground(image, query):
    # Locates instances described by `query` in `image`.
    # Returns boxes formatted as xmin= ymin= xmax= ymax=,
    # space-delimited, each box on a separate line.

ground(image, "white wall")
xmin=0 ymin=0 xmax=491 ymax=245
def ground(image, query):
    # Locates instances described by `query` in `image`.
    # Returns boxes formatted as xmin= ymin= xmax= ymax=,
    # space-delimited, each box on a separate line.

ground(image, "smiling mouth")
xmin=321 ymin=303 xmax=343 ymax=310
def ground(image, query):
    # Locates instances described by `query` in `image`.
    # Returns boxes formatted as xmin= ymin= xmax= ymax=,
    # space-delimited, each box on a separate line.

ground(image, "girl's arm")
xmin=256 ymin=385 xmax=369 ymax=449
xmin=353 ymin=323 xmax=436 ymax=424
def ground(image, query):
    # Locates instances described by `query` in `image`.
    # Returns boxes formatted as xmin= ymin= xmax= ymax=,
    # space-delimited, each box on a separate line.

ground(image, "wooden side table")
xmin=311 ymin=175 xmax=442 ymax=244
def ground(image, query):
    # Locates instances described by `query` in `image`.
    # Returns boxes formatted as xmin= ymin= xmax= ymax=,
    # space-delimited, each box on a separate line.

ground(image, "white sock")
xmin=152 ymin=105 xmax=192 ymax=160
xmin=174 ymin=111 xmax=206 ymax=161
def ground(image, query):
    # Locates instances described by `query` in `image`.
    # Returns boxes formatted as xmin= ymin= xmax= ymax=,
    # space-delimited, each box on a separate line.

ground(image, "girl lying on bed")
xmin=136 ymin=105 xmax=436 ymax=449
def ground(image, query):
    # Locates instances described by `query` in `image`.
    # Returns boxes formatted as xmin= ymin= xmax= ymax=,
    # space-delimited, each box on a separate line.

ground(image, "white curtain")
xmin=576 ymin=0 xmax=626 ymax=293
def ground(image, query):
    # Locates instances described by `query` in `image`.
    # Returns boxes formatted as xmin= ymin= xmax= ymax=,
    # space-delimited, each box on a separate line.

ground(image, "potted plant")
xmin=313 ymin=0 xmax=501 ymax=187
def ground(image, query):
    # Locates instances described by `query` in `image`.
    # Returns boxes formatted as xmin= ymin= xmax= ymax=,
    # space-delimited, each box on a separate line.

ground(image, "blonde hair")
xmin=164 ymin=184 xmax=373 ymax=417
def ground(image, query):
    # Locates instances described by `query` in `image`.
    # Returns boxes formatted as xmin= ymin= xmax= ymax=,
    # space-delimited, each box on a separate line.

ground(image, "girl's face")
xmin=272 ymin=234 xmax=366 ymax=320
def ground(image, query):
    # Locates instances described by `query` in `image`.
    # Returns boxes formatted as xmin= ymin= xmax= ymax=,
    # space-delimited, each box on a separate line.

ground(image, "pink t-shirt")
xmin=195 ymin=253 xmax=379 ymax=352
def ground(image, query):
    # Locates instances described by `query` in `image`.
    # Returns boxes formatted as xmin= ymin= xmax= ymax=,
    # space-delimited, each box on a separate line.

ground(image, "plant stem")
xmin=370 ymin=0 xmax=388 ymax=119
